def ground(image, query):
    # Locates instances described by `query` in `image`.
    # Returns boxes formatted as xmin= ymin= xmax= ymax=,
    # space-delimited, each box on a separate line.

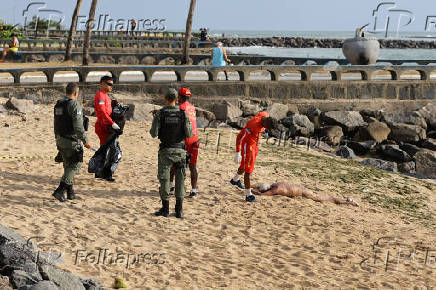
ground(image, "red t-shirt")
xmin=94 ymin=90 xmax=114 ymax=126
xmin=236 ymin=111 xmax=269 ymax=152
xmin=179 ymin=101 xmax=199 ymax=144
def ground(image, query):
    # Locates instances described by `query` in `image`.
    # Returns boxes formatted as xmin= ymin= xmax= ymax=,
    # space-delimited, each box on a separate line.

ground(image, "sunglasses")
xmin=106 ymin=82 xmax=113 ymax=87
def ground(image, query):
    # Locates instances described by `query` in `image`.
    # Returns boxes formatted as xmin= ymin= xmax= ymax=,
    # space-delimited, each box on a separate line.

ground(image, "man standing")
xmin=53 ymin=83 xmax=91 ymax=202
xmin=230 ymin=112 xmax=278 ymax=202
xmin=169 ymin=88 xmax=199 ymax=198
xmin=211 ymin=42 xmax=231 ymax=80
xmin=94 ymin=76 xmax=120 ymax=181
xmin=150 ymin=88 xmax=192 ymax=218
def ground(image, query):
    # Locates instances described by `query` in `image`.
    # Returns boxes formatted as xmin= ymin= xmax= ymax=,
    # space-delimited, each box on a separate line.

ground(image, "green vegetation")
xmin=27 ymin=16 xmax=63 ymax=30
xmin=107 ymin=36 xmax=121 ymax=48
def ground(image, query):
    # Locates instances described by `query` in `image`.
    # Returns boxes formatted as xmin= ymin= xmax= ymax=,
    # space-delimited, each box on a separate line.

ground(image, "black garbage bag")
xmin=110 ymin=100 xmax=129 ymax=135
xmin=88 ymin=100 xmax=128 ymax=178
xmin=88 ymin=133 xmax=122 ymax=178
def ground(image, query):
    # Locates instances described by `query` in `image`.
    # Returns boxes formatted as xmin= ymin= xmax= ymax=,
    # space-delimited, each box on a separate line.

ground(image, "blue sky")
xmin=1 ymin=0 xmax=435 ymax=32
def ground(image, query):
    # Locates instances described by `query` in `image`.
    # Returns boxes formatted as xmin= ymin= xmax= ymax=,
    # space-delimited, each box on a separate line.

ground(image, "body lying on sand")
xmin=252 ymin=182 xmax=359 ymax=206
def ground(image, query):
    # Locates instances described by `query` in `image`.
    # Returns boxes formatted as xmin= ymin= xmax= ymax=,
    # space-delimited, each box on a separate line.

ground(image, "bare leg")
xmin=189 ymin=163 xmax=198 ymax=189
xmin=0 ymin=49 xmax=8 ymax=62
xmin=301 ymin=188 xmax=358 ymax=206
xmin=244 ymin=172 xmax=250 ymax=190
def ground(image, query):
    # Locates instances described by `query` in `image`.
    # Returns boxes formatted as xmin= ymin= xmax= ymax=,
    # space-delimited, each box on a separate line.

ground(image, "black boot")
xmin=66 ymin=185 xmax=76 ymax=200
xmin=155 ymin=200 xmax=169 ymax=217
xmin=175 ymin=199 xmax=184 ymax=219
xmin=52 ymin=182 xmax=67 ymax=202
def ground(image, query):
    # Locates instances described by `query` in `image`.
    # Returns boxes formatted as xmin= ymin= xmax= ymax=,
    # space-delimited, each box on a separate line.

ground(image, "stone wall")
xmin=0 ymin=81 xmax=434 ymax=113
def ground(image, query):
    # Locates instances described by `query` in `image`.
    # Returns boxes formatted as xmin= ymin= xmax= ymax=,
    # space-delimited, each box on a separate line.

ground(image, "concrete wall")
xmin=0 ymin=81 xmax=434 ymax=113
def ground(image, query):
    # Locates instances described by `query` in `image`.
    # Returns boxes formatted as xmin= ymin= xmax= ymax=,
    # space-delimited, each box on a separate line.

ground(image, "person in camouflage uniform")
xmin=53 ymin=83 xmax=91 ymax=202
xmin=150 ymin=88 xmax=192 ymax=218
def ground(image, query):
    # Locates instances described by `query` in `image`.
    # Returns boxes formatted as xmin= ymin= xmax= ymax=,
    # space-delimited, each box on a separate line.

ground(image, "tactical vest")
xmin=158 ymin=109 xmax=186 ymax=146
xmin=54 ymin=99 xmax=74 ymax=137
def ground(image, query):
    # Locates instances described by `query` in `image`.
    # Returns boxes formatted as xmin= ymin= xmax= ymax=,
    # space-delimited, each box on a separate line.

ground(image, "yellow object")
xmin=9 ymin=47 xmax=18 ymax=53
xmin=113 ymin=277 xmax=128 ymax=289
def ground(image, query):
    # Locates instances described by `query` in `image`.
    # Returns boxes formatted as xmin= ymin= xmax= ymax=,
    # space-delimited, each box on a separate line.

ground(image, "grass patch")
xmin=258 ymin=143 xmax=435 ymax=228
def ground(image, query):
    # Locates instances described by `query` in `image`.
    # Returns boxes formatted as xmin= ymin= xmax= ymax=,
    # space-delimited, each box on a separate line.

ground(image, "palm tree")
xmin=83 ymin=0 xmax=98 ymax=65
xmin=64 ymin=0 xmax=83 ymax=61
xmin=182 ymin=0 xmax=197 ymax=65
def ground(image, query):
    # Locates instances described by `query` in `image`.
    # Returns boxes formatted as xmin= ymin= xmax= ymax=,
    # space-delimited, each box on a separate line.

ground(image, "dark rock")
xmin=356 ymin=120 xmax=391 ymax=143
xmin=0 ymin=226 xmax=40 ymax=278
xmin=377 ymin=145 xmax=412 ymax=163
xmin=29 ymin=280 xmax=59 ymax=290
xmin=336 ymin=146 xmax=357 ymax=159
xmin=10 ymin=270 xmax=41 ymax=289
xmin=360 ymin=110 xmax=383 ymax=122
xmin=421 ymin=138 xmax=436 ymax=151
xmin=388 ymin=123 xmax=426 ymax=143
xmin=321 ymin=111 xmax=366 ymax=134
xmin=125 ymin=103 xmax=161 ymax=121
xmin=381 ymin=111 xmax=427 ymax=130
xmin=306 ymin=106 xmax=321 ymax=119
xmin=211 ymin=101 xmax=242 ymax=122
xmin=80 ymin=278 xmax=105 ymax=290
xmin=398 ymin=161 xmax=416 ymax=174
xmin=40 ymin=265 xmax=85 ymax=290
xmin=266 ymin=103 xmax=288 ymax=120
xmin=281 ymin=114 xmax=314 ymax=137
xmin=239 ymin=102 xmax=261 ymax=117
xmin=414 ymin=149 xmax=436 ymax=178
xmin=294 ymin=137 xmax=332 ymax=152
xmin=5 ymin=98 xmax=36 ymax=114
xmin=428 ymin=131 xmax=436 ymax=139
xmin=196 ymin=107 xmax=216 ymax=121
xmin=399 ymin=143 xmax=420 ymax=157
xmin=345 ymin=141 xmax=376 ymax=156
xmin=418 ymin=102 xmax=436 ymax=129
xmin=316 ymin=126 xmax=343 ymax=146
xmin=286 ymin=104 xmax=299 ymax=116
xmin=208 ymin=120 xmax=230 ymax=129
xmin=229 ymin=117 xmax=250 ymax=130
xmin=360 ymin=158 xmax=398 ymax=172
xmin=381 ymin=139 xmax=397 ymax=145
xmin=306 ymin=106 xmax=321 ymax=129
xmin=266 ymin=124 xmax=287 ymax=139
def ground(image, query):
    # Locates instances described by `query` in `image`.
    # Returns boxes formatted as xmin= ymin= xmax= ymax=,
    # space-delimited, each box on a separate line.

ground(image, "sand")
xmin=0 ymin=99 xmax=435 ymax=289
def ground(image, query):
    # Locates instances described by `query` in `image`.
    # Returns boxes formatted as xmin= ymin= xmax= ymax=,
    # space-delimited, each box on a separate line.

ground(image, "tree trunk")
xmin=65 ymin=0 xmax=83 ymax=61
xmin=182 ymin=0 xmax=196 ymax=65
xmin=83 ymin=0 xmax=98 ymax=65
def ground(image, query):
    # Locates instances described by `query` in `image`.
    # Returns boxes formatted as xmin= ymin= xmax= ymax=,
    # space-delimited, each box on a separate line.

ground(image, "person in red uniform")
xmin=230 ymin=112 xmax=278 ymax=202
xmin=170 ymin=88 xmax=200 ymax=198
xmin=94 ymin=76 xmax=120 ymax=145
xmin=94 ymin=76 xmax=120 ymax=182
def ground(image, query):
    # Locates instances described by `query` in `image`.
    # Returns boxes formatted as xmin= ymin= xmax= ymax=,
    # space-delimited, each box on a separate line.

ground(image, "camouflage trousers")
xmin=57 ymin=141 xmax=83 ymax=186
xmin=158 ymin=148 xmax=186 ymax=201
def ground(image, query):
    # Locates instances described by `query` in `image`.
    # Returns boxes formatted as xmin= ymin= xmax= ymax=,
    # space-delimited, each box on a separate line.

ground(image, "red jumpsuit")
xmin=94 ymin=90 xmax=114 ymax=145
xmin=179 ymin=101 xmax=199 ymax=165
xmin=236 ymin=112 xmax=269 ymax=174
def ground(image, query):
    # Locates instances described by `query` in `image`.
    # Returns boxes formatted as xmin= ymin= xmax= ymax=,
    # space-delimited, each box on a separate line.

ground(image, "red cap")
xmin=178 ymin=87 xmax=191 ymax=97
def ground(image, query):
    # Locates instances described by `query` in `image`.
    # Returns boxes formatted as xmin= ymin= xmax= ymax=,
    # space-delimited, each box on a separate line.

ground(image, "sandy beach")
xmin=0 ymin=99 xmax=435 ymax=289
